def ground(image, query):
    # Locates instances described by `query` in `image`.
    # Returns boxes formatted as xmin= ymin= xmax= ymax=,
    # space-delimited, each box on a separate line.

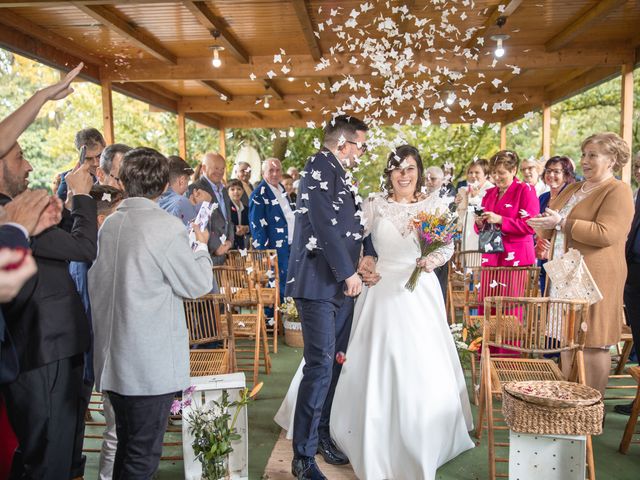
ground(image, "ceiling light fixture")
xmin=263 ymin=95 xmax=272 ymax=109
xmin=287 ymin=77 xmax=295 ymax=82
xmin=491 ymin=16 xmax=510 ymax=59
xmin=445 ymin=91 xmax=456 ymax=106
xmin=210 ymin=30 xmax=225 ymax=68
xmin=288 ymin=127 xmax=295 ymax=137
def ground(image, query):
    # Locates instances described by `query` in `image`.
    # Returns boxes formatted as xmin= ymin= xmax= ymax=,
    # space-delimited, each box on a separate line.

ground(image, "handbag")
xmin=478 ymin=224 xmax=505 ymax=254
xmin=543 ymin=248 xmax=603 ymax=305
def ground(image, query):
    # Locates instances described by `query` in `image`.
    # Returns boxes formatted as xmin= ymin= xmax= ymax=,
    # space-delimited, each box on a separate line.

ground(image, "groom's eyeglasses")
xmin=346 ymin=140 xmax=368 ymax=154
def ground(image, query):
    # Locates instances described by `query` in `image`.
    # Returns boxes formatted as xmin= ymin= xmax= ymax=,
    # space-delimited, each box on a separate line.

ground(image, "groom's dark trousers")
xmin=293 ymin=295 xmax=354 ymax=457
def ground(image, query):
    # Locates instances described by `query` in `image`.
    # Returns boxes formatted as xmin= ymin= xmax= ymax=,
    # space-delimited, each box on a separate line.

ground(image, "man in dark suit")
xmin=200 ymin=152 xmax=234 ymax=265
xmin=286 ymin=116 xmax=378 ymax=480
xmin=249 ymin=157 xmax=295 ymax=301
xmin=0 ymin=141 xmax=97 ymax=479
xmin=615 ymin=156 xmax=640 ymax=416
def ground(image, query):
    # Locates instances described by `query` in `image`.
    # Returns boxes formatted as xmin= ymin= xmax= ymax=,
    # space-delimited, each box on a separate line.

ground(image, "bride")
xmin=275 ymin=145 xmax=474 ymax=479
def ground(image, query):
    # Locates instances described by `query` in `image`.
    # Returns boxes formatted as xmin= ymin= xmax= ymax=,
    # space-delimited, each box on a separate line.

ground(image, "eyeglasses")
xmin=544 ymin=168 xmax=564 ymax=175
xmin=346 ymin=140 xmax=368 ymax=153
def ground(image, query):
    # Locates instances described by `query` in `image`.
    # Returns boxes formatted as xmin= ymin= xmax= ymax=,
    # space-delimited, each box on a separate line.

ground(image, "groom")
xmin=286 ymin=115 xmax=378 ymax=480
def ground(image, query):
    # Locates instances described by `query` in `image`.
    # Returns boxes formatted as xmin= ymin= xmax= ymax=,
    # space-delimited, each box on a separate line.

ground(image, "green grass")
xmin=83 ymin=349 xmax=640 ymax=479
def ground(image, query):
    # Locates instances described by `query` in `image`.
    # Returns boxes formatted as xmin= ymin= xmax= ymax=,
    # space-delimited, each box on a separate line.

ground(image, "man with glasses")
xmin=57 ymin=128 xmax=104 ymax=201
xmin=286 ymin=115 xmax=377 ymax=480
xmin=96 ymin=143 xmax=131 ymax=190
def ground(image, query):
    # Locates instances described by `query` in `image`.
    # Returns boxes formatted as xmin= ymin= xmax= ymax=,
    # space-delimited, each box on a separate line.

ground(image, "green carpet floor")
xmin=83 ymin=345 xmax=640 ymax=479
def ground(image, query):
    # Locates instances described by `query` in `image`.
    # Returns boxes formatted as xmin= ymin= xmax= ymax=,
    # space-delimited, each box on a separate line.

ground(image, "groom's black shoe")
xmin=291 ymin=456 xmax=327 ymax=480
xmin=316 ymin=437 xmax=349 ymax=465
xmin=614 ymin=402 xmax=634 ymax=416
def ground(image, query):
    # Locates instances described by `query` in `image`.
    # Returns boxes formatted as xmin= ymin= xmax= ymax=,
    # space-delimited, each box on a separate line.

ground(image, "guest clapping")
xmin=528 ymin=133 xmax=634 ymax=395
xmin=90 ymin=148 xmax=213 ymax=479
xmin=475 ymin=150 xmax=539 ymax=267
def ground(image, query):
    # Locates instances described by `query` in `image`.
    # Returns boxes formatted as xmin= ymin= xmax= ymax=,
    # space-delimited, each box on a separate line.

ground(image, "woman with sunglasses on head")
xmin=535 ymin=156 xmax=576 ymax=292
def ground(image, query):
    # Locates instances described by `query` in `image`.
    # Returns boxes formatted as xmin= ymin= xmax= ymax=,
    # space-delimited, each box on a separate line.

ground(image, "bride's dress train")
xmin=275 ymin=194 xmax=474 ymax=479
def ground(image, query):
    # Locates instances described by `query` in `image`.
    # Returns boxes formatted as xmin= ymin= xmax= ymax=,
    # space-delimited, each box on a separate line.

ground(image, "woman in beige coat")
xmin=528 ymin=132 xmax=634 ymax=395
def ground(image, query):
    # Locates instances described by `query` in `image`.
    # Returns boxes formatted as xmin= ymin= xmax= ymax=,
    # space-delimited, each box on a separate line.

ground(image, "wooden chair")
xmin=446 ymin=250 xmax=482 ymax=323
xmin=619 ymin=366 xmax=640 ymax=454
xmin=475 ymin=296 xmax=593 ymax=480
xmin=183 ymin=293 xmax=235 ymax=376
xmin=452 ymin=266 xmax=540 ymax=403
xmin=213 ymin=266 xmax=271 ymax=385
xmin=614 ymin=324 xmax=635 ymax=375
xmin=247 ymin=249 xmax=281 ymax=354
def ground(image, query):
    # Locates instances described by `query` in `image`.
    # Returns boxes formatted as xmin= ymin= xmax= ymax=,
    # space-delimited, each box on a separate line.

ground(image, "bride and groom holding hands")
xmin=279 ymin=115 xmax=474 ymax=480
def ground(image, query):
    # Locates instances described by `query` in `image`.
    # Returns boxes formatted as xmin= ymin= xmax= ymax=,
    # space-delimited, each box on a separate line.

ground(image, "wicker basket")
xmin=284 ymin=320 xmax=304 ymax=348
xmin=505 ymin=380 xmax=601 ymax=408
xmin=502 ymin=389 xmax=603 ymax=436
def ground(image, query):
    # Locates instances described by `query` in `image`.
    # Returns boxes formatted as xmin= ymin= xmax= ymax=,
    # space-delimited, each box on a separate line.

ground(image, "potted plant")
xmin=176 ymin=382 xmax=263 ymax=479
xmin=280 ymin=297 xmax=303 ymax=347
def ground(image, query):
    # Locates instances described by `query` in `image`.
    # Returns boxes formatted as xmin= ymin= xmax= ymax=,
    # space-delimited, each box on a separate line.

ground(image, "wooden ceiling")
xmin=0 ymin=0 xmax=638 ymax=130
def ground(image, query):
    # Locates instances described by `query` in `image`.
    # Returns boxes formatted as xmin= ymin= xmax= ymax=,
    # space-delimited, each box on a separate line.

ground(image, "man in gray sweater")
xmin=89 ymin=147 xmax=213 ymax=478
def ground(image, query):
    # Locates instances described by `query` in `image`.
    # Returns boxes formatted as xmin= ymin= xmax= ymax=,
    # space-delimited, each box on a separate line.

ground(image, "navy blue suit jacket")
xmin=249 ymin=179 xmax=290 ymax=251
xmin=285 ymin=150 xmax=374 ymax=300
xmin=0 ymin=224 xmax=31 ymax=384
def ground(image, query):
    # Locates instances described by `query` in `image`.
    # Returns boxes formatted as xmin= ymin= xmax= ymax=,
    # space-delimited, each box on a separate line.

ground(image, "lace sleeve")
xmin=424 ymin=241 xmax=454 ymax=270
xmin=361 ymin=193 xmax=380 ymax=238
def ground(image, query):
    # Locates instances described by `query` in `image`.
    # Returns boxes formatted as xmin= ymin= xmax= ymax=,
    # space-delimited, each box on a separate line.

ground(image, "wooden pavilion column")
xmin=620 ymin=63 xmax=634 ymax=184
xmin=177 ymin=109 xmax=187 ymax=159
xmin=542 ymin=103 xmax=551 ymax=161
xmin=218 ymin=128 xmax=226 ymax=158
xmin=100 ymin=72 xmax=114 ymax=145
xmin=500 ymin=123 xmax=507 ymax=150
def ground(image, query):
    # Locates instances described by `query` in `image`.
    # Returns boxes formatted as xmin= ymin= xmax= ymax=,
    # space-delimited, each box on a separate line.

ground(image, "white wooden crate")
xmin=509 ymin=431 xmax=586 ymax=480
xmin=182 ymin=372 xmax=249 ymax=480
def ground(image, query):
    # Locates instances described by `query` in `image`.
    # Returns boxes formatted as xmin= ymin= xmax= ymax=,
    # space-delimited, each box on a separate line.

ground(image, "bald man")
xmin=200 ymin=152 xmax=234 ymax=265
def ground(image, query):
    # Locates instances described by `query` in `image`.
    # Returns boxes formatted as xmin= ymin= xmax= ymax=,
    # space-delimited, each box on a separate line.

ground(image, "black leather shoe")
xmin=291 ymin=456 xmax=327 ymax=480
xmin=614 ymin=402 xmax=634 ymax=416
xmin=316 ymin=437 xmax=349 ymax=465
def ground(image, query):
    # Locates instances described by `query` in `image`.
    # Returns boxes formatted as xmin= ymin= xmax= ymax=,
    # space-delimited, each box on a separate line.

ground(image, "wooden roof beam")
xmin=182 ymin=1 xmax=250 ymax=63
xmin=179 ymin=91 xmax=543 ymax=113
xmin=292 ymin=0 xmax=322 ymax=61
xmin=290 ymin=110 xmax=302 ymax=120
xmin=263 ymin=79 xmax=284 ymax=100
xmin=544 ymin=67 xmax=592 ymax=93
xmin=464 ymin=0 xmax=523 ymax=49
xmin=543 ymin=66 xmax=620 ymax=105
xmin=545 ymin=0 xmax=627 ymax=51
xmin=105 ymin=46 xmax=635 ymax=82
xmin=74 ymin=3 xmax=177 ymax=63
xmin=199 ymin=81 xmax=233 ymax=100
xmin=248 ymin=111 xmax=264 ymax=120
xmin=186 ymin=112 xmax=221 ymax=130
xmin=0 ymin=1 xmax=180 ymax=5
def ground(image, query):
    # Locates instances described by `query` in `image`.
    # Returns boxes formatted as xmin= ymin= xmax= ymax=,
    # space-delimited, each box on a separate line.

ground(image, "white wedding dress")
xmin=274 ymin=194 xmax=474 ymax=480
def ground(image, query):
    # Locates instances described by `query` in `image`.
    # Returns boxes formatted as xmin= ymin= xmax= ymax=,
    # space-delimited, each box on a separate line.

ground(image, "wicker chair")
xmin=213 ymin=266 xmax=271 ymax=385
xmin=451 ymin=266 xmax=540 ymax=403
xmin=619 ymin=366 xmax=640 ymax=454
xmin=475 ymin=296 xmax=593 ymax=480
xmin=446 ymin=250 xmax=483 ymax=323
xmin=183 ymin=293 xmax=235 ymax=376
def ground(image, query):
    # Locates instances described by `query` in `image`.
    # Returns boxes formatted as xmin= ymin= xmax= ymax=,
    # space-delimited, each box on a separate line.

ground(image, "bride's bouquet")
xmin=405 ymin=209 xmax=459 ymax=291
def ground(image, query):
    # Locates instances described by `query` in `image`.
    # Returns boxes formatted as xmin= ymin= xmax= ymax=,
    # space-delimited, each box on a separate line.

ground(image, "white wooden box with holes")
xmin=182 ymin=372 xmax=249 ymax=480
xmin=509 ymin=431 xmax=586 ymax=479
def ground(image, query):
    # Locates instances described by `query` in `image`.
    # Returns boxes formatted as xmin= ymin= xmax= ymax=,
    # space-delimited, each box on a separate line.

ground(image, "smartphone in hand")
xmin=78 ymin=145 xmax=87 ymax=165
xmin=473 ymin=206 xmax=485 ymax=216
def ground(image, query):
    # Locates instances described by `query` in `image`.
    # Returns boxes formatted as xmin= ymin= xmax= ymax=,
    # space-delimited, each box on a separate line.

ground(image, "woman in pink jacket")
xmin=475 ymin=150 xmax=540 ymax=267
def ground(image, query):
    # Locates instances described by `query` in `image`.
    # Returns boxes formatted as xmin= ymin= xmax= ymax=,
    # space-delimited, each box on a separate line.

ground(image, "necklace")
xmin=580 ymin=177 xmax=611 ymax=194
